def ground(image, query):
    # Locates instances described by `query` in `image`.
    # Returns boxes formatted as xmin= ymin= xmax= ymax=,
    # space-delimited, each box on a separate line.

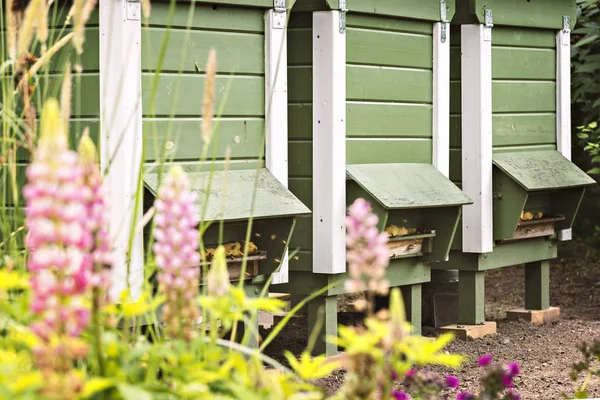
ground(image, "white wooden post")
xmin=265 ymin=6 xmax=290 ymax=284
xmin=461 ymin=24 xmax=493 ymax=253
xmin=556 ymin=18 xmax=572 ymax=242
xmin=433 ymin=21 xmax=450 ymax=178
xmin=99 ymin=0 xmax=145 ymax=301
xmin=312 ymin=11 xmax=346 ymax=274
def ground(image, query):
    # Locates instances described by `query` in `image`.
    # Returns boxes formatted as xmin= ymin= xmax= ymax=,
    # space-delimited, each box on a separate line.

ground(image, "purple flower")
xmin=507 ymin=362 xmax=520 ymax=377
xmin=478 ymin=354 xmax=493 ymax=367
xmin=405 ymin=369 xmax=415 ymax=378
xmin=457 ymin=392 xmax=474 ymax=400
xmin=344 ymin=198 xmax=390 ymax=296
xmin=391 ymin=390 xmax=408 ymax=400
xmin=502 ymin=374 xmax=514 ymax=388
xmin=506 ymin=389 xmax=521 ymax=400
xmin=390 ymin=370 xmax=399 ymax=380
xmin=153 ymin=165 xmax=201 ymax=342
xmin=446 ymin=375 xmax=460 ymax=389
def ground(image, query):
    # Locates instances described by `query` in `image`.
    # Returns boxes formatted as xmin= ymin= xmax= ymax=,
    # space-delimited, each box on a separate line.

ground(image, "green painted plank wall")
xmin=1 ymin=4 xmax=99 ymax=212
xmin=287 ymin=12 xmax=313 ymax=262
xmin=346 ymin=14 xmax=433 ymax=166
xmin=448 ymin=26 xmax=558 ymax=185
xmin=141 ymin=3 xmax=266 ymax=169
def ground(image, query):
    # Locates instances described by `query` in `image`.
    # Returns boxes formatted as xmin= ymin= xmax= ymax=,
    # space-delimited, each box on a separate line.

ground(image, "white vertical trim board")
xmin=433 ymin=22 xmax=450 ymax=178
xmin=556 ymin=26 xmax=573 ymax=242
xmin=99 ymin=0 xmax=145 ymax=301
xmin=265 ymin=9 xmax=290 ymax=284
xmin=312 ymin=11 xmax=346 ymax=274
xmin=461 ymin=24 xmax=493 ymax=253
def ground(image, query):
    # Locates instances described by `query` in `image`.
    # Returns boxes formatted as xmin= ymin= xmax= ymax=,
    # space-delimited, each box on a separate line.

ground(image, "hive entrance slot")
xmin=386 ymin=230 xmax=436 ymax=259
xmin=201 ymin=246 xmax=267 ymax=282
xmin=498 ymin=215 xmax=566 ymax=244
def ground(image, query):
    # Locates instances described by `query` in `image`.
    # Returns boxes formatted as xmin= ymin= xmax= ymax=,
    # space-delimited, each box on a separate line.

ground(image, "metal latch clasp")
xmin=126 ymin=0 xmax=141 ymax=21
xmin=273 ymin=0 xmax=286 ymax=29
xmin=440 ymin=0 xmax=448 ymax=43
xmin=339 ymin=0 xmax=348 ymax=34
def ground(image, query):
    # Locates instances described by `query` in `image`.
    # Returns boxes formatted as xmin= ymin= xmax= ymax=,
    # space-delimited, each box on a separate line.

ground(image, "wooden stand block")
xmin=440 ymin=321 xmax=497 ymax=340
xmin=506 ymin=307 xmax=560 ymax=325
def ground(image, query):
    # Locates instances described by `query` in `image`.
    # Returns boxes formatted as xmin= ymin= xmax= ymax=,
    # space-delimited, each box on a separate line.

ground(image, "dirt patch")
xmin=262 ymin=241 xmax=600 ymax=399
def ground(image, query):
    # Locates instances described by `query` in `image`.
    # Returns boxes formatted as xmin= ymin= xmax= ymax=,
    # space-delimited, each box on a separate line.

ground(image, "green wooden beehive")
xmin=437 ymin=0 xmax=597 ymax=334
xmin=280 ymin=0 xmax=473 ymax=356
xmin=140 ymin=0 xmax=310 ymax=289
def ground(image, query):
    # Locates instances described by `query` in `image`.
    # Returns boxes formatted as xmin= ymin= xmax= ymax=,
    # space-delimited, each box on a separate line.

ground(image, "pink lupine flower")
xmin=153 ymin=165 xmax=201 ymax=341
xmin=345 ymin=198 xmax=390 ymax=296
xmin=22 ymin=99 xmax=92 ymax=395
xmin=78 ymin=130 xmax=113 ymax=300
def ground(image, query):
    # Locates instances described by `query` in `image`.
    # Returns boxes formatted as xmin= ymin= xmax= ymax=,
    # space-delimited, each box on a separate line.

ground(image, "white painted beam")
xmin=265 ymin=8 xmax=290 ymax=284
xmin=433 ymin=22 xmax=450 ymax=178
xmin=461 ymin=24 xmax=493 ymax=253
xmin=99 ymin=0 xmax=144 ymax=301
xmin=556 ymin=23 xmax=573 ymax=242
xmin=312 ymin=11 xmax=346 ymax=274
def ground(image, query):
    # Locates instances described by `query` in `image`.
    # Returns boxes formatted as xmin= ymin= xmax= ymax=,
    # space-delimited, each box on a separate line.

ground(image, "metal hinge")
xmin=562 ymin=15 xmax=570 ymax=32
xmin=440 ymin=0 xmax=448 ymax=43
xmin=126 ymin=0 xmax=141 ymax=21
xmin=339 ymin=0 xmax=348 ymax=34
xmin=273 ymin=0 xmax=286 ymax=29
xmin=561 ymin=16 xmax=570 ymax=46
xmin=484 ymin=9 xmax=493 ymax=27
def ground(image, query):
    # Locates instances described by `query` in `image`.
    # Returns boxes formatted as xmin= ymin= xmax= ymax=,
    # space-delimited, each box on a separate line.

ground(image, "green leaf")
xmin=117 ymin=383 xmax=153 ymax=400
xmin=81 ymin=378 xmax=115 ymax=399
xmin=587 ymin=167 xmax=600 ymax=175
xmin=575 ymin=389 xmax=589 ymax=398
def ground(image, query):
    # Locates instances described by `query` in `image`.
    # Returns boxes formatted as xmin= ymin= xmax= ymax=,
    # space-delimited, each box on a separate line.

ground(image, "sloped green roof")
xmin=492 ymin=151 xmax=596 ymax=192
xmin=346 ymin=163 xmax=472 ymax=209
xmin=144 ymin=168 xmax=310 ymax=222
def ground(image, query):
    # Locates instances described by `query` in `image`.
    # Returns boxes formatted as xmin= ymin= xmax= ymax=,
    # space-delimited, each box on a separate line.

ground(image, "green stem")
xmin=92 ymin=287 xmax=106 ymax=376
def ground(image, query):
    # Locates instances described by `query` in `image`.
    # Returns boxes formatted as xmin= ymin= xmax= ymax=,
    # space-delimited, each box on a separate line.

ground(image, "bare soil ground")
xmin=262 ymin=241 xmax=600 ymax=399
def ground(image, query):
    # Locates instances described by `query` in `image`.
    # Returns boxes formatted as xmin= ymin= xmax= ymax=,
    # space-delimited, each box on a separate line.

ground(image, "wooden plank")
xmin=346 ymin=28 xmax=433 ymax=69
xmin=492 ymin=82 xmax=556 ymax=113
xmin=141 ymin=28 xmax=264 ymax=74
xmin=346 ymin=163 xmax=472 ymax=209
xmin=288 ymin=28 xmax=312 ymax=66
xmin=99 ymin=0 xmax=144 ymax=301
xmin=286 ymin=214 xmax=313 ymax=250
xmin=492 ymin=47 xmax=556 ymax=80
xmin=312 ymin=11 xmax=346 ymax=275
xmin=288 ymin=104 xmax=313 ymax=140
xmin=450 ymin=47 xmax=461 ymax=80
xmin=493 ymin=114 xmax=556 ymax=146
xmin=449 ymin=148 xmax=461 ymax=183
xmin=556 ymin=25 xmax=572 ymax=242
xmin=433 ymin=21 xmax=450 ymax=177
xmin=493 ymin=27 xmax=557 ymax=49
xmin=144 ymin=168 xmax=310 ymax=221
xmin=288 ymin=178 xmax=312 ymax=209
xmin=461 ymin=24 xmax=493 ymax=254
xmin=345 ymin=0 xmax=455 ymax=22
xmin=346 ymin=102 xmax=432 ymax=138
xmin=40 ymin=74 xmax=100 ymax=116
xmin=142 ymin=73 xmax=264 ymax=117
xmin=492 ymin=150 xmax=596 ymax=191
xmin=154 ymin=0 xmax=276 ymax=10
xmin=142 ymin=118 xmax=264 ymax=161
xmin=346 ymin=13 xmax=433 ymax=35
xmin=265 ymin=8 xmax=291 ymax=285
xmin=30 ymin=28 xmax=100 ymax=72
xmin=144 ymin=159 xmax=264 ymax=174
xmin=346 ymin=65 xmax=433 ymax=103
xmin=147 ymin=3 xmax=264 ymax=32
xmin=289 ymin=141 xmax=312 ymax=177
xmin=346 ymin=139 xmax=433 ymax=164
xmin=288 ymin=67 xmax=312 ymax=103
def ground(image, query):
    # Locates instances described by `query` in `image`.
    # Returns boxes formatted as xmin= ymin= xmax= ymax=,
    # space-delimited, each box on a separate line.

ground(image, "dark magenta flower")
xmin=390 ymin=370 xmax=399 ymax=380
xmin=405 ymin=369 xmax=415 ymax=378
xmin=507 ymin=362 xmax=520 ymax=377
xmin=478 ymin=354 xmax=493 ymax=366
xmin=457 ymin=392 xmax=474 ymax=400
xmin=502 ymin=374 xmax=514 ymax=388
xmin=446 ymin=375 xmax=460 ymax=388
xmin=506 ymin=389 xmax=521 ymax=400
xmin=391 ymin=390 xmax=408 ymax=400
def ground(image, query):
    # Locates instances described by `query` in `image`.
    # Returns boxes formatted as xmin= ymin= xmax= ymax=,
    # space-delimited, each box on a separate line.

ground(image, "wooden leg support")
xmin=308 ymin=295 xmax=338 ymax=357
xmin=401 ymin=284 xmax=422 ymax=336
xmin=506 ymin=260 xmax=560 ymax=324
xmin=440 ymin=270 xmax=496 ymax=339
